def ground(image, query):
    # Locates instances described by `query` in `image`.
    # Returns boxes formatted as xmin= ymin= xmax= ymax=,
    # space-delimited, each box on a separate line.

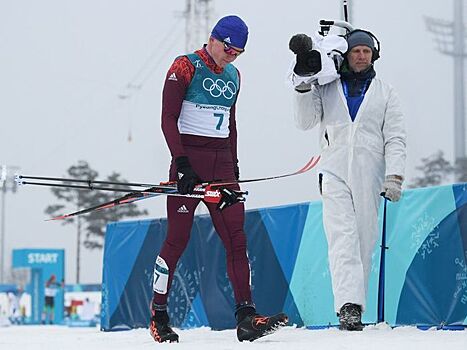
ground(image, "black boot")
xmin=149 ymin=303 xmax=179 ymax=343
xmin=338 ymin=303 xmax=364 ymax=331
xmin=235 ymin=302 xmax=288 ymax=342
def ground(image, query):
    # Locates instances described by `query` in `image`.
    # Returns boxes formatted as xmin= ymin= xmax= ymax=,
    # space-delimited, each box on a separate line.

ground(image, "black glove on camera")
xmin=289 ymin=34 xmax=322 ymax=76
xmin=175 ymin=156 xmax=200 ymax=195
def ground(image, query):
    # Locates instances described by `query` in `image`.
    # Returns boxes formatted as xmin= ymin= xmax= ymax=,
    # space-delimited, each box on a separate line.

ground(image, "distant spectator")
xmin=42 ymin=274 xmax=64 ymax=324
xmin=80 ymin=297 xmax=95 ymax=321
xmin=7 ymin=289 xmax=22 ymax=324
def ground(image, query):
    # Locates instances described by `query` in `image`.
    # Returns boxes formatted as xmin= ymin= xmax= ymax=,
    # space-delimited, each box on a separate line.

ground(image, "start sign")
xmin=27 ymin=252 xmax=59 ymax=264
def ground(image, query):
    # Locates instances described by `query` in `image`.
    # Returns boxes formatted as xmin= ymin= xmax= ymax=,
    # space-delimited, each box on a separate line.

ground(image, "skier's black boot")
xmin=149 ymin=303 xmax=179 ymax=343
xmin=338 ymin=303 xmax=364 ymax=331
xmin=235 ymin=302 xmax=288 ymax=342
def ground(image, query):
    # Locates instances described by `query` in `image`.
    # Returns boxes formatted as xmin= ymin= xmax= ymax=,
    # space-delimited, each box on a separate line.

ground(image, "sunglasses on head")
xmin=223 ymin=41 xmax=244 ymax=56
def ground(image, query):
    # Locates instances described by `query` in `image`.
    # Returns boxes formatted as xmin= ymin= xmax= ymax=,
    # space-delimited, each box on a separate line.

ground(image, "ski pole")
xmin=17 ymin=181 xmax=164 ymax=193
xmin=15 ymin=175 xmax=160 ymax=188
xmin=377 ymin=198 xmax=388 ymax=324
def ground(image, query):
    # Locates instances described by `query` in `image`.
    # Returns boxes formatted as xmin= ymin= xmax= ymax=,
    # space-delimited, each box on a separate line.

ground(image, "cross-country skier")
xmin=149 ymin=15 xmax=288 ymax=343
xmin=41 ymin=274 xmax=63 ymax=324
xmin=289 ymin=29 xmax=406 ymax=330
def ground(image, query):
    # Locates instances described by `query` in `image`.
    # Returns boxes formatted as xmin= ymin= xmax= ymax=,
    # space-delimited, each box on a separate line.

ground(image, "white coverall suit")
xmin=294 ymin=77 xmax=406 ymax=313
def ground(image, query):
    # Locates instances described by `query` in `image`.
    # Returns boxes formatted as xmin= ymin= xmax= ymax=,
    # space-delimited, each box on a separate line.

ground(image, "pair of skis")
xmin=16 ymin=155 xmax=320 ymax=220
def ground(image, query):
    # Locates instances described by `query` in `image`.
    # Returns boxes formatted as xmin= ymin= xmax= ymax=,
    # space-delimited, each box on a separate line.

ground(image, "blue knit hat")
xmin=346 ymin=30 xmax=374 ymax=51
xmin=211 ymin=15 xmax=249 ymax=49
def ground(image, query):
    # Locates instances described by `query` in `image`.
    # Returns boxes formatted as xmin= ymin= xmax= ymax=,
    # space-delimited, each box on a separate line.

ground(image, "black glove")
xmin=217 ymin=188 xmax=242 ymax=211
xmin=175 ymin=156 xmax=200 ymax=195
xmin=289 ymin=34 xmax=322 ymax=76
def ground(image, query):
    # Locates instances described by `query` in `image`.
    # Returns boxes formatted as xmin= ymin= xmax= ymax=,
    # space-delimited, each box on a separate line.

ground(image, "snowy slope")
xmin=0 ymin=324 xmax=466 ymax=350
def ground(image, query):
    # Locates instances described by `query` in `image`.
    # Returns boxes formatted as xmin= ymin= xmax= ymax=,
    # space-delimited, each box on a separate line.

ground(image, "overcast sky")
xmin=0 ymin=0 xmax=463 ymax=283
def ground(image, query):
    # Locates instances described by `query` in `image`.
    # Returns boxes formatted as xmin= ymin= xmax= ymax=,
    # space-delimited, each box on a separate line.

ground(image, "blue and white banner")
xmin=101 ymin=184 xmax=467 ymax=330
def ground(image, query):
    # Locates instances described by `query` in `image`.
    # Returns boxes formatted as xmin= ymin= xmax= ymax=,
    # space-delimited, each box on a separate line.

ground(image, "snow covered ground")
xmin=1 ymin=324 xmax=466 ymax=350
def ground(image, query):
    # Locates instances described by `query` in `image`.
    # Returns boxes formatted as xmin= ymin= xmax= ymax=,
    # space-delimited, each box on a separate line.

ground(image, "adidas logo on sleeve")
xmin=168 ymin=73 xmax=178 ymax=81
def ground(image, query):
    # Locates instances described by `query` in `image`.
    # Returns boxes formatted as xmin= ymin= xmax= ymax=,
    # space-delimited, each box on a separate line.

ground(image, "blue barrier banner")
xmin=65 ymin=284 xmax=101 ymax=292
xmin=101 ymin=184 xmax=467 ymax=330
xmin=0 ymin=284 xmax=18 ymax=293
xmin=385 ymin=184 xmax=467 ymax=327
xmin=101 ymin=208 xmax=308 ymax=330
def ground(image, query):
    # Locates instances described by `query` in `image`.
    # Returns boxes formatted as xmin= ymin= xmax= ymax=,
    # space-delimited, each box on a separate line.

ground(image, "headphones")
xmin=344 ymin=29 xmax=381 ymax=62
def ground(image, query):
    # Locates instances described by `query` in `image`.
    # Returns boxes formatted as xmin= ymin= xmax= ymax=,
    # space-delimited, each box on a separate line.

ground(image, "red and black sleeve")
xmin=160 ymin=56 xmax=195 ymax=158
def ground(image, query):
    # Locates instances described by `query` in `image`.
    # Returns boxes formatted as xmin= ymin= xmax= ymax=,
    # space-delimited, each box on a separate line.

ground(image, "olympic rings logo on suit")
xmin=202 ymin=78 xmax=237 ymax=99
